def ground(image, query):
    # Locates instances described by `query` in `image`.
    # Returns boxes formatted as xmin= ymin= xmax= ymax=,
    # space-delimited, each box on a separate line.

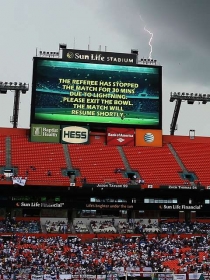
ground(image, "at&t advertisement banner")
xmin=107 ymin=127 xmax=135 ymax=146
xmin=61 ymin=126 xmax=89 ymax=144
xmin=135 ymin=129 xmax=162 ymax=147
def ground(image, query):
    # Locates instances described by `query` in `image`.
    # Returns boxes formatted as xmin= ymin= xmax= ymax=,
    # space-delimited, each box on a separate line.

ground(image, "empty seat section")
xmin=11 ymin=135 xmax=69 ymax=183
xmin=172 ymin=142 xmax=210 ymax=186
xmin=0 ymin=135 xmax=6 ymax=166
xmin=68 ymin=143 xmax=126 ymax=183
xmin=123 ymin=145 xmax=183 ymax=185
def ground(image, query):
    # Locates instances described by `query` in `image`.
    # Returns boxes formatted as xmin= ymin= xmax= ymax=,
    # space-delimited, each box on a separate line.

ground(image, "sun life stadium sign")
xmin=62 ymin=49 xmax=137 ymax=65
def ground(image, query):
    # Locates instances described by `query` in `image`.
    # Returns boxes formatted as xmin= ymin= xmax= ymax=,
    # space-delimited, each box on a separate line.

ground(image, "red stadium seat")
xmin=68 ymin=143 xmax=126 ymax=184
xmin=10 ymin=135 xmax=69 ymax=184
xmin=123 ymin=144 xmax=184 ymax=185
xmin=172 ymin=142 xmax=210 ymax=186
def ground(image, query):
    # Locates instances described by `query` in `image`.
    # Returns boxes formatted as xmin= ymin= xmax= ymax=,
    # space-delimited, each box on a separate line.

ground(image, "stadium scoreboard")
xmin=30 ymin=53 xmax=162 ymax=129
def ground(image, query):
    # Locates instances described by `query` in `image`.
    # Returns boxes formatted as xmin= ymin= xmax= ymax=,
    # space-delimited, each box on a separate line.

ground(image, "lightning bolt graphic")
xmin=140 ymin=15 xmax=154 ymax=59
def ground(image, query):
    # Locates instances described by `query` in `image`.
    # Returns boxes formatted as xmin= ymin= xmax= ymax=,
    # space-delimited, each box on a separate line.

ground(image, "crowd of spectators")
xmin=0 ymin=234 xmax=209 ymax=278
xmin=45 ymin=220 xmax=70 ymax=234
xmin=74 ymin=221 xmax=89 ymax=233
xmin=0 ymin=218 xmax=41 ymax=233
xmin=107 ymin=220 xmax=210 ymax=235
xmin=160 ymin=221 xmax=210 ymax=234
xmin=90 ymin=220 xmax=117 ymax=233
xmin=119 ymin=220 xmax=160 ymax=234
xmin=118 ymin=221 xmax=134 ymax=234
xmin=0 ymin=218 xmax=209 ymax=235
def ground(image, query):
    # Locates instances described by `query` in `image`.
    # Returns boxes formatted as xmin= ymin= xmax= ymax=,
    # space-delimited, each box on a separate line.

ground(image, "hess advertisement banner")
xmin=135 ymin=129 xmax=162 ymax=147
xmin=62 ymin=49 xmax=137 ymax=65
xmin=30 ymin=124 xmax=60 ymax=143
xmin=107 ymin=127 xmax=135 ymax=146
xmin=61 ymin=126 xmax=89 ymax=144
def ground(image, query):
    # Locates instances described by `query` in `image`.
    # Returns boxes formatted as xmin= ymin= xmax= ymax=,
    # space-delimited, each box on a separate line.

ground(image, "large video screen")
xmin=31 ymin=58 xmax=162 ymax=128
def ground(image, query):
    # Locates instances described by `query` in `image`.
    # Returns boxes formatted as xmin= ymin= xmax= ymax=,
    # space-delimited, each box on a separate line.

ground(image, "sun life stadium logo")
xmin=144 ymin=132 xmax=155 ymax=143
xmin=117 ymin=138 xmax=125 ymax=143
xmin=67 ymin=52 xmax=74 ymax=59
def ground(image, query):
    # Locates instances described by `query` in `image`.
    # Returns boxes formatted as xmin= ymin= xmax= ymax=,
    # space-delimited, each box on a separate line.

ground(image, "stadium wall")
xmin=1 ymin=128 xmax=210 ymax=144
xmin=0 ymin=127 xmax=29 ymax=136
xmin=0 ymin=232 xmax=206 ymax=241
xmin=163 ymin=135 xmax=210 ymax=143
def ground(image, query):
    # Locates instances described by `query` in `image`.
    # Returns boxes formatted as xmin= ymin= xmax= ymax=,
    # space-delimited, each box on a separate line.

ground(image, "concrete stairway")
xmin=62 ymin=144 xmax=73 ymax=169
xmin=117 ymin=146 xmax=140 ymax=178
xmin=167 ymin=143 xmax=188 ymax=172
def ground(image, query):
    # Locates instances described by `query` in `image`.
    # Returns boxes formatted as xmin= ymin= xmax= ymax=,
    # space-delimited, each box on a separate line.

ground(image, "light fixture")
xmin=0 ymin=81 xmax=29 ymax=128
xmin=39 ymin=50 xmax=60 ymax=58
xmin=139 ymin=58 xmax=158 ymax=65
xmin=0 ymin=82 xmax=29 ymax=94
xmin=59 ymin=43 xmax=67 ymax=49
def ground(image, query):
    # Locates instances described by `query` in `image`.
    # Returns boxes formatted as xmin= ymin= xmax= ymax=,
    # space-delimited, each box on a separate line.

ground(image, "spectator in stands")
xmin=81 ymin=177 xmax=87 ymax=184
xmin=47 ymin=170 xmax=52 ymax=176
xmin=30 ymin=165 xmax=36 ymax=170
xmin=139 ymin=179 xmax=145 ymax=184
xmin=115 ymin=168 xmax=122 ymax=173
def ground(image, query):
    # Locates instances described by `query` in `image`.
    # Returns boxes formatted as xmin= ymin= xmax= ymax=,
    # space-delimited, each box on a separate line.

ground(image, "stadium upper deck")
xmin=0 ymin=127 xmax=209 ymax=188
xmin=1 ymin=126 xmax=210 ymax=220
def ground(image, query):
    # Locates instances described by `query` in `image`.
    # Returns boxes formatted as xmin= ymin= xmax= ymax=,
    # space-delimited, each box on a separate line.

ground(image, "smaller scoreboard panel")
xmin=31 ymin=58 xmax=162 ymax=128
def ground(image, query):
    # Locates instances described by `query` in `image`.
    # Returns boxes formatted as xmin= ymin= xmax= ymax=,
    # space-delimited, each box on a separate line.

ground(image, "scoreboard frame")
xmin=30 ymin=57 xmax=162 ymax=129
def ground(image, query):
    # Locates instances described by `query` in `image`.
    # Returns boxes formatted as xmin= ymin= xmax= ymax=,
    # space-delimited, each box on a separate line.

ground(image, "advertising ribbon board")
xmin=135 ymin=129 xmax=162 ymax=147
xmin=107 ymin=127 xmax=134 ymax=146
xmin=31 ymin=124 xmax=60 ymax=143
xmin=61 ymin=126 xmax=89 ymax=144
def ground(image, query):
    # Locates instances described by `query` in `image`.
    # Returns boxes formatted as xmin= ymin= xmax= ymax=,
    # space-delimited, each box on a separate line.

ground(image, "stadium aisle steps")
xmin=0 ymin=135 xmax=6 ymax=167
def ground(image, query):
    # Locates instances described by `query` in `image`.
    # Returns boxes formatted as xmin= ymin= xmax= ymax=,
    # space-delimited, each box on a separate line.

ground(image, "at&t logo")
xmin=144 ymin=132 xmax=155 ymax=143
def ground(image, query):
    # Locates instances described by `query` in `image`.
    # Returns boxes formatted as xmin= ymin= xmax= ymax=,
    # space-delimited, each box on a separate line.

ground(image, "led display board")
xmin=31 ymin=57 xmax=162 ymax=128
xmin=30 ymin=124 xmax=60 ymax=143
